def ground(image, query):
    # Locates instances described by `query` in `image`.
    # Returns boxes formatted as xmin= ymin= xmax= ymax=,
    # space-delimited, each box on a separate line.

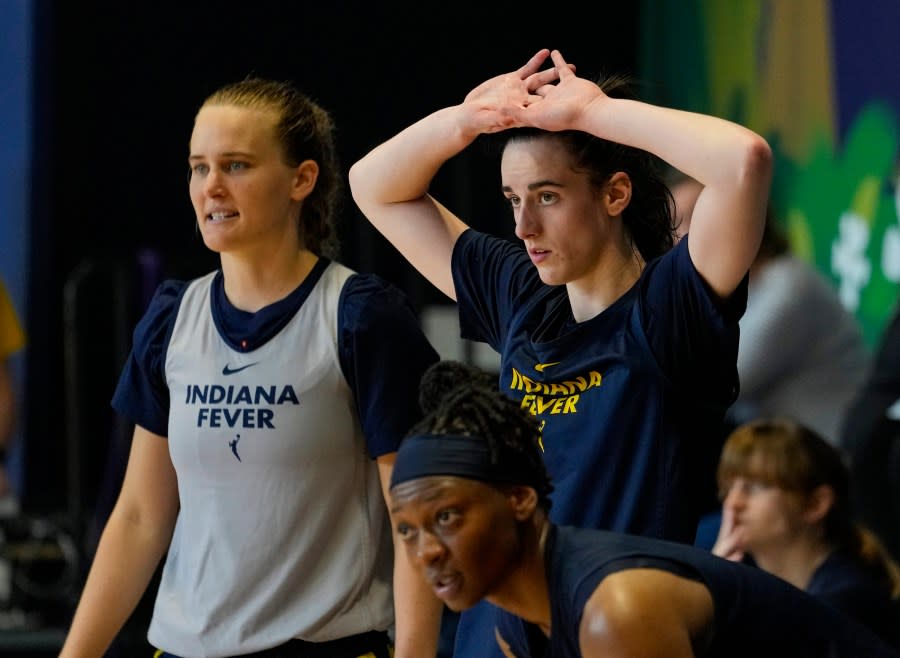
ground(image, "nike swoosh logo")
xmin=222 ymin=362 xmax=258 ymax=376
xmin=534 ymin=361 xmax=560 ymax=373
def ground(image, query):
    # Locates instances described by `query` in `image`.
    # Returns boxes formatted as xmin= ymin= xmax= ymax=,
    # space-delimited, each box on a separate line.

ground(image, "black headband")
xmin=390 ymin=433 xmax=536 ymax=490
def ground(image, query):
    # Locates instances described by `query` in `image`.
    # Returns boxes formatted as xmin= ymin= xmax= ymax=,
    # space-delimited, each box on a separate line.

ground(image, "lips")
xmin=428 ymin=571 xmax=462 ymax=601
xmin=207 ymin=210 xmax=239 ymax=223
xmin=528 ymin=247 xmax=550 ymax=264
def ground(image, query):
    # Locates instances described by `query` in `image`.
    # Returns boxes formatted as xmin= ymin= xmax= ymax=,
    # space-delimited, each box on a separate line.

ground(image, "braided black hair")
xmin=408 ymin=360 xmax=554 ymax=509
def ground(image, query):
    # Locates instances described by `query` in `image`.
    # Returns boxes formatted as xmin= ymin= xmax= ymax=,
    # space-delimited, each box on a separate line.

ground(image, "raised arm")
xmin=349 ymin=49 xmax=564 ymax=300
xmin=521 ymin=50 xmax=773 ymax=298
xmin=59 ymin=426 xmax=179 ymax=658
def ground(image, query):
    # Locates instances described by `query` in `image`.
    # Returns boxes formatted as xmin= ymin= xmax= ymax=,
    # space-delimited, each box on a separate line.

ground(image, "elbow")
xmin=348 ymin=157 xmax=394 ymax=220
xmin=737 ymin=134 xmax=773 ymax=189
xmin=348 ymin=158 xmax=385 ymax=222
xmin=347 ymin=160 xmax=369 ymax=207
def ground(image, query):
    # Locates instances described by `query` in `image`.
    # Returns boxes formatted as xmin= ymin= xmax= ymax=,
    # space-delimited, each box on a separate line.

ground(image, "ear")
xmin=604 ymin=171 xmax=632 ymax=217
xmin=290 ymin=159 xmax=319 ymax=202
xmin=803 ymin=485 xmax=835 ymax=524
xmin=507 ymin=486 xmax=539 ymax=521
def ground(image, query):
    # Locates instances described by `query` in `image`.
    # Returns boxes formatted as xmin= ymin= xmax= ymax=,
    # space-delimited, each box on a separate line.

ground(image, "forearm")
xmin=59 ymin=507 xmax=172 ymax=658
xmin=349 ymin=105 xmax=475 ymax=208
xmin=576 ymin=93 xmax=770 ymax=297
xmin=576 ymin=97 xmax=771 ymax=191
xmin=392 ymin=543 xmax=443 ymax=658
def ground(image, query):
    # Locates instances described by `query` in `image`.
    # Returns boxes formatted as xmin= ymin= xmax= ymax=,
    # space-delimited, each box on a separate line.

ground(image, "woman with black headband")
xmin=388 ymin=361 xmax=900 ymax=658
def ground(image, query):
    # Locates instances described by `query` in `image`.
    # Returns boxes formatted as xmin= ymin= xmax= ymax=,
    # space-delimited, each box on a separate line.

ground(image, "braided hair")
xmin=407 ymin=360 xmax=554 ymax=509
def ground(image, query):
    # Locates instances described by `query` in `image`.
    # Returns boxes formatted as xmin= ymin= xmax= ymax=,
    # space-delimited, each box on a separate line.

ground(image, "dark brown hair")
xmin=499 ymin=74 xmax=676 ymax=263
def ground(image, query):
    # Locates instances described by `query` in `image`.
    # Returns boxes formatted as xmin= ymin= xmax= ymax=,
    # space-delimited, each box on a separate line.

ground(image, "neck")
xmin=566 ymin=241 xmax=644 ymax=323
xmin=487 ymin=516 xmax=553 ymax=636
xmin=220 ymin=248 xmax=319 ymax=312
xmin=753 ymin=538 xmax=834 ymax=591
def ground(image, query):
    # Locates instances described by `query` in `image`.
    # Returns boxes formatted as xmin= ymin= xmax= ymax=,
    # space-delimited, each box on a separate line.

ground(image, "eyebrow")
xmin=501 ymin=179 xmax=565 ymax=193
xmin=188 ymin=151 xmax=254 ymax=162
xmin=390 ymin=485 xmax=457 ymax=514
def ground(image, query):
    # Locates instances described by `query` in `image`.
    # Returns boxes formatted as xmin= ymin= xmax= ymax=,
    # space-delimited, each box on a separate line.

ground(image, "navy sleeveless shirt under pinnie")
xmin=493 ymin=525 xmax=899 ymax=658
xmin=111 ymin=259 xmax=439 ymax=658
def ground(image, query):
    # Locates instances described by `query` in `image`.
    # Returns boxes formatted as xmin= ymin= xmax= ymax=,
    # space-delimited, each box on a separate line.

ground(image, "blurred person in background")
xmin=713 ymin=417 xmax=900 ymax=648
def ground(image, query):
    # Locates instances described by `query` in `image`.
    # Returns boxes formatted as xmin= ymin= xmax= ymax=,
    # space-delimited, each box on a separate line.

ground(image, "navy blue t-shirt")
xmin=453 ymin=230 xmax=746 ymax=540
xmin=451 ymin=231 xmax=747 ymax=658
xmin=494 ymin=525 xmax=899 ymax=658
xmin=807 ymin=549 xmax=898 ymax=648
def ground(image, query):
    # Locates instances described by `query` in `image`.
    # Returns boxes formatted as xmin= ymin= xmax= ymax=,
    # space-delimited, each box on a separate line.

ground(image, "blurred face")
xmin=188 ymin=105 xmax=310 ymax=256
xmin=390 ymin=476 xmax=525 ymax=611
xmin=721 ymin=477 xmax=807 ymax=554
xmin=501 ymin=138 xmax=617 ymax=287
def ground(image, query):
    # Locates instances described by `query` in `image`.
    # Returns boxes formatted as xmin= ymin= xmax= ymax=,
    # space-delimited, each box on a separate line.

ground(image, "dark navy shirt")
xmin=452 ymin=231 xmax=747 ymax=658
xmin=494 ymin=525 xmax=899 ymax=658
xmin=807 ymin=549 xmax=898 ymax=648
xmin=453 ymin=230 xmax=746 ymax=540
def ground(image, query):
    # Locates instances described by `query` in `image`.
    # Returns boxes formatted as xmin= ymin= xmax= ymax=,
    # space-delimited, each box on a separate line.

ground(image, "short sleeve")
xmin=451 ymin=229 xmax=546 ymax=350
xmin=639 ymin=237 xmax=748 ymax=405
xmin=110 ymin=280 xmax=188 ymax=436
xmin=338 ymin=274 xmax=440 ymax=458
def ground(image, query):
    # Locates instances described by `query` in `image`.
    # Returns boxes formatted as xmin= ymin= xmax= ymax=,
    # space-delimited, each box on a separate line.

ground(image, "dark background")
xmin=25 ymin=1 xmax=639 ymax=518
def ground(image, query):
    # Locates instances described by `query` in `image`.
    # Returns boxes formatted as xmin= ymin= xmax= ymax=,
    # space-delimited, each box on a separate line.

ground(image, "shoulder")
xmin=341 ymin=269 xmax=401 ymax=300
xmin=453 ymin=228 xmax=528 ymax=265
xmin=579 ymin=569 xmax=714 ymax=657
xmin=136 ymin=279 xmax=192 ymax=331
xmin=639 ymin=238 xmax=748 ymax=328
xmin=812 ymin=551 xmax=888 ymax=595
xmin=643 ymin=239 xmax=727 ymax=295
xmin=339 ymin=271 xmax=420 ymax=329
xmin=131 ymin=278 xmax=194 ymax=356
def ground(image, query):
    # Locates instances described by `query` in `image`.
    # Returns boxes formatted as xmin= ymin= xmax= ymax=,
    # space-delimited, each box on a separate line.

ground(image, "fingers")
xmin=532 ymin=83 xmax=557 ymax=97
xmin=527 ymin=66 xmax=563 ymax=90
xmin=517 ymin=49 xmax=551 ymax=78
xmin=550 ymin=49 xmax=575 ymax=78
xmin=720 ymin=506 xmax=734 ymax=532
xmin=712 ymin=534 xmax=742 ymax=561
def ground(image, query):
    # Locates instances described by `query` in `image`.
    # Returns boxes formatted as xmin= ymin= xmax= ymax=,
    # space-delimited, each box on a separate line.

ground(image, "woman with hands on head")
xmin=59 ymin=78 xmax=440 ymax=658
xmin=388 ymin=360 xmax=900 ymax=658
xmin=350 ymin=48 xmax=772 ymax=656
